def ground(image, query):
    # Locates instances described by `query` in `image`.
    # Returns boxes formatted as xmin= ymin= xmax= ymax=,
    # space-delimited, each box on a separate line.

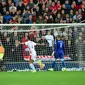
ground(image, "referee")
xmin=0 ymin=40 xmax=5 ymax=71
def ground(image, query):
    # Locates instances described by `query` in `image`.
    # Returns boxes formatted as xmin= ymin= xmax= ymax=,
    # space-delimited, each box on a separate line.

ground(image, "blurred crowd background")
xmin=0 ymin=0 xmax=85 ymax=24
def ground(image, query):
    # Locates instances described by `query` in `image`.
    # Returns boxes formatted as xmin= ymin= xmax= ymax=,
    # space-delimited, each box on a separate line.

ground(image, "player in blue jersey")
xmin=48 ymin=35 xmax=66 ymax=71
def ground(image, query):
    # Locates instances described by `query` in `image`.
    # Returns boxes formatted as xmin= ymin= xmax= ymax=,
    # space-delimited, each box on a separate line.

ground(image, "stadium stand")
xmin=0 ymin=0 xmax=85 ymax=24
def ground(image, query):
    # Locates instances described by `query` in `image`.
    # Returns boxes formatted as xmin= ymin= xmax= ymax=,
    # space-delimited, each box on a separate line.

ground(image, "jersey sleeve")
xmin=52 ymin=36 xmax=54 ymax=40
xmin=54 ymin=42 xmax=57 ymax=52
xmin=25 ymin=41 xmax=29 ymax=46
xmin=32 ymin=42 xmax=36 ymax=46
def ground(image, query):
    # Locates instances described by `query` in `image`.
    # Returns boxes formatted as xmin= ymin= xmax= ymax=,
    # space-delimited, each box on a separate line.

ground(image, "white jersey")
xmin=45 ymin=35 xmax=54 ymax=47
xmin=25 ymin=40 xmax=37 ymax=61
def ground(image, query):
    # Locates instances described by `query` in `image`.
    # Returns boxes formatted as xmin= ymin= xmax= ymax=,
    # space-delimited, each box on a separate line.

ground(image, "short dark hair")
xmin=57 ymin=35 xmax=61 ymax=38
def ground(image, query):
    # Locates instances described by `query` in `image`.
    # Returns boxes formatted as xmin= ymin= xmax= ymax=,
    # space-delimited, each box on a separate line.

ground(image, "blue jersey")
xmin=54 ymin=40 xmax=64 ymax=59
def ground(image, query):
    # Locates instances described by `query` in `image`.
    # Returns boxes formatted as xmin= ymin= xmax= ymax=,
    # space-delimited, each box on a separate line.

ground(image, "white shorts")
xmin=31 ymin=52 xmax=41 ymax=64
xmin=31 ymin=52 xmax=36 ymax=61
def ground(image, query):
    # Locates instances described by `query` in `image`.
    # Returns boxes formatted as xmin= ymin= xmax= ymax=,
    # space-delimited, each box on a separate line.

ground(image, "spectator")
xmin=73 ymin=10 xmax=82 ymax=22
xmin=58 ymin=28 xmax=68 ymax=37
xmin=4 ymin=11 xmax=12 ymax=23
xmin=12 ymin=39 xmax=23 ymax=62
xmin=23 ymin=0 xmax=30 ymax=5
xmin=81 ymin=5 xmax=85 ymax=21
xmin=4 ymin=37 xmax=12 ymax=61
xmin=36 ymin=15 xmax=44 ymax=23
xmin=9 ymin=3 xmax=17 ymax=12
xmin=62 ymin=4 xmax=67 ymax=13
xmin=38 ymin=36 xmax=49 ymax=55
xmin=17 ymin=1 xmax=24 ymax=14
xmin=69 ymin=17 xmax=73 ymax=23
xmin=69 ymin=10 xmax=74 ymax=18
xmin=28 ymin=0 xmax=34 ymax=8
xmin=17 ymin=17 xmax=23 ymax=23
xmin=23 ymin=9 xmax=30 ymax=23
xmin=54 ymin=29 xmax=59 ymax=37
xmin=73 ymin=11 xmax=78 ymax=21
xmin=46 ymin=0 xmax=52 ymax=8
xmin=14 ymin=0 xmax=21 ymax=6
xmin=26 ymin=14 xmax=33 ymax=24
xmin=61 ymin=10 xmax=66 ymax=20
xmin=71 ymin=1 xmax=79 ymax=10
xmin=65 ymin=0 xmax=71 ymax=14
xmin=77 ymin=0 xmax=82 ymax=4
xmin=47 ymin=15 xmax=53 ymax=23
xmin=45 ymin=31 xmax=54 ymax=55
xmin=56 ymin=0 xmax=61 ymax=12
xmin=0 ymin=13 xmax=3 ymax=24
xmin=55 ymin=13 xmax=61 ymax=23
xmin=49 ymin=2 xmax=56 ymax=11
xmin=9 ymin=8 xmax=16 ymax=17
xmin=22 ymin=32 xmax=29 ymax=57
xmin=66 ymin=14 xmax=70 ymax=23
xmin=3 ymin=32 xmax=8 ymax=40
xmin=32 ymin=11 xmax=36 ymax=23
xmin=80 ymin=0 xmax=85 ymax=9
xmin=13 ymin=32 xmax=19 ymax=42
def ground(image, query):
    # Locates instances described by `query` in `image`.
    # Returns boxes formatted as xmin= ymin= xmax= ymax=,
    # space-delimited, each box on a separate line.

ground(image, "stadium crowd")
xmin=0 ymin=0 xmax=85 ymax=24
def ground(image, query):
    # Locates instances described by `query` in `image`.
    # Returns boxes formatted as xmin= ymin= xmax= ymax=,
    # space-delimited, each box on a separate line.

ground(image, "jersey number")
xmin=60 ymin=42 xmax=62 ymax=48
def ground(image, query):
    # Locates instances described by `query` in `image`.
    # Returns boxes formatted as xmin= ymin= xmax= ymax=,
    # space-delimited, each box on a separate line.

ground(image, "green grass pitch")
xmin=0 ymin=71 xmax=85 ymax=85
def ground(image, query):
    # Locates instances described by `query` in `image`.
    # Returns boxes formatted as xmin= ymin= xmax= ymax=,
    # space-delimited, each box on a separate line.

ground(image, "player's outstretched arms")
xmin=19 ymin=42 xmax=25 ymax=44
xmin=36 ymin=43 xmax=45 ymax=46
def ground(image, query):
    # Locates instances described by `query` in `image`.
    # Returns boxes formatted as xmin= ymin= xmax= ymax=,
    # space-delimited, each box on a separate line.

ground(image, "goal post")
xmin=0 ymin=24 xmax=85 ymax=71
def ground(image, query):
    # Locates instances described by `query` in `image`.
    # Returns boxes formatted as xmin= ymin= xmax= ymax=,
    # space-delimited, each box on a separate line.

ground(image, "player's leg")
xmin=0 ymin=53 xmax=4 ymax=71
xmin=33 ymin=58 xmax=45 ymax=70
xmin=29 ymin=60 xmax=36 ymax=72
xmin=48 ymin=52 xmax=59 ymax=71
xmin=61 ymin=59 xmax=65 ymax=67
xmin=29 ymin=54 xmax=36 ymax=72
xmin=60 ymin=52 xmax=65 ymax=67
xmin=60 ymin=52 xmax=66 ymax=71
xmin=32 ymin=52 xmax=45 ymax=70
xmin=37 ymin=60 xmax=45 ymax=70
xmin=52 ymin=52 xmax=59 ymax=70
xmin=48 ymin=59 xmax=56 ymax=71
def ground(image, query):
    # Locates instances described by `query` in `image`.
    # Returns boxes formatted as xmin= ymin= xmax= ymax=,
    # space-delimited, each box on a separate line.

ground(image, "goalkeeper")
xmin=0 ymin=41 xmax=5 ymax=71
xmin=48 ymin=35 xmax=66 ymax=71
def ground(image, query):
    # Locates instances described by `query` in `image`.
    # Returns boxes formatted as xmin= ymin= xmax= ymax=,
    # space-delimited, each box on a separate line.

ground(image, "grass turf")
xmin=0 ymin=71 xmax=85 ymax=85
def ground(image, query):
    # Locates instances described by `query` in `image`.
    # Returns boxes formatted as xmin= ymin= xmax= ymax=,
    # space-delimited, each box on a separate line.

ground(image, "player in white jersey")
xmin=22 ymin=40 xmax=45 ymax=72
xmin=25 ymin=41 xmax=37 ymax=61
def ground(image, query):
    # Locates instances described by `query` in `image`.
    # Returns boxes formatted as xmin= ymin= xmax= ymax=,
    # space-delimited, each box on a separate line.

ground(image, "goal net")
xmin=0 ymin=24 xmax=85 ymax=71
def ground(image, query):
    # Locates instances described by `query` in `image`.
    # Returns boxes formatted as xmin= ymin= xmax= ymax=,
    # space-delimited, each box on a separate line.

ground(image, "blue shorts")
xmin=54 ymin=51 xmax=64 ymax=59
